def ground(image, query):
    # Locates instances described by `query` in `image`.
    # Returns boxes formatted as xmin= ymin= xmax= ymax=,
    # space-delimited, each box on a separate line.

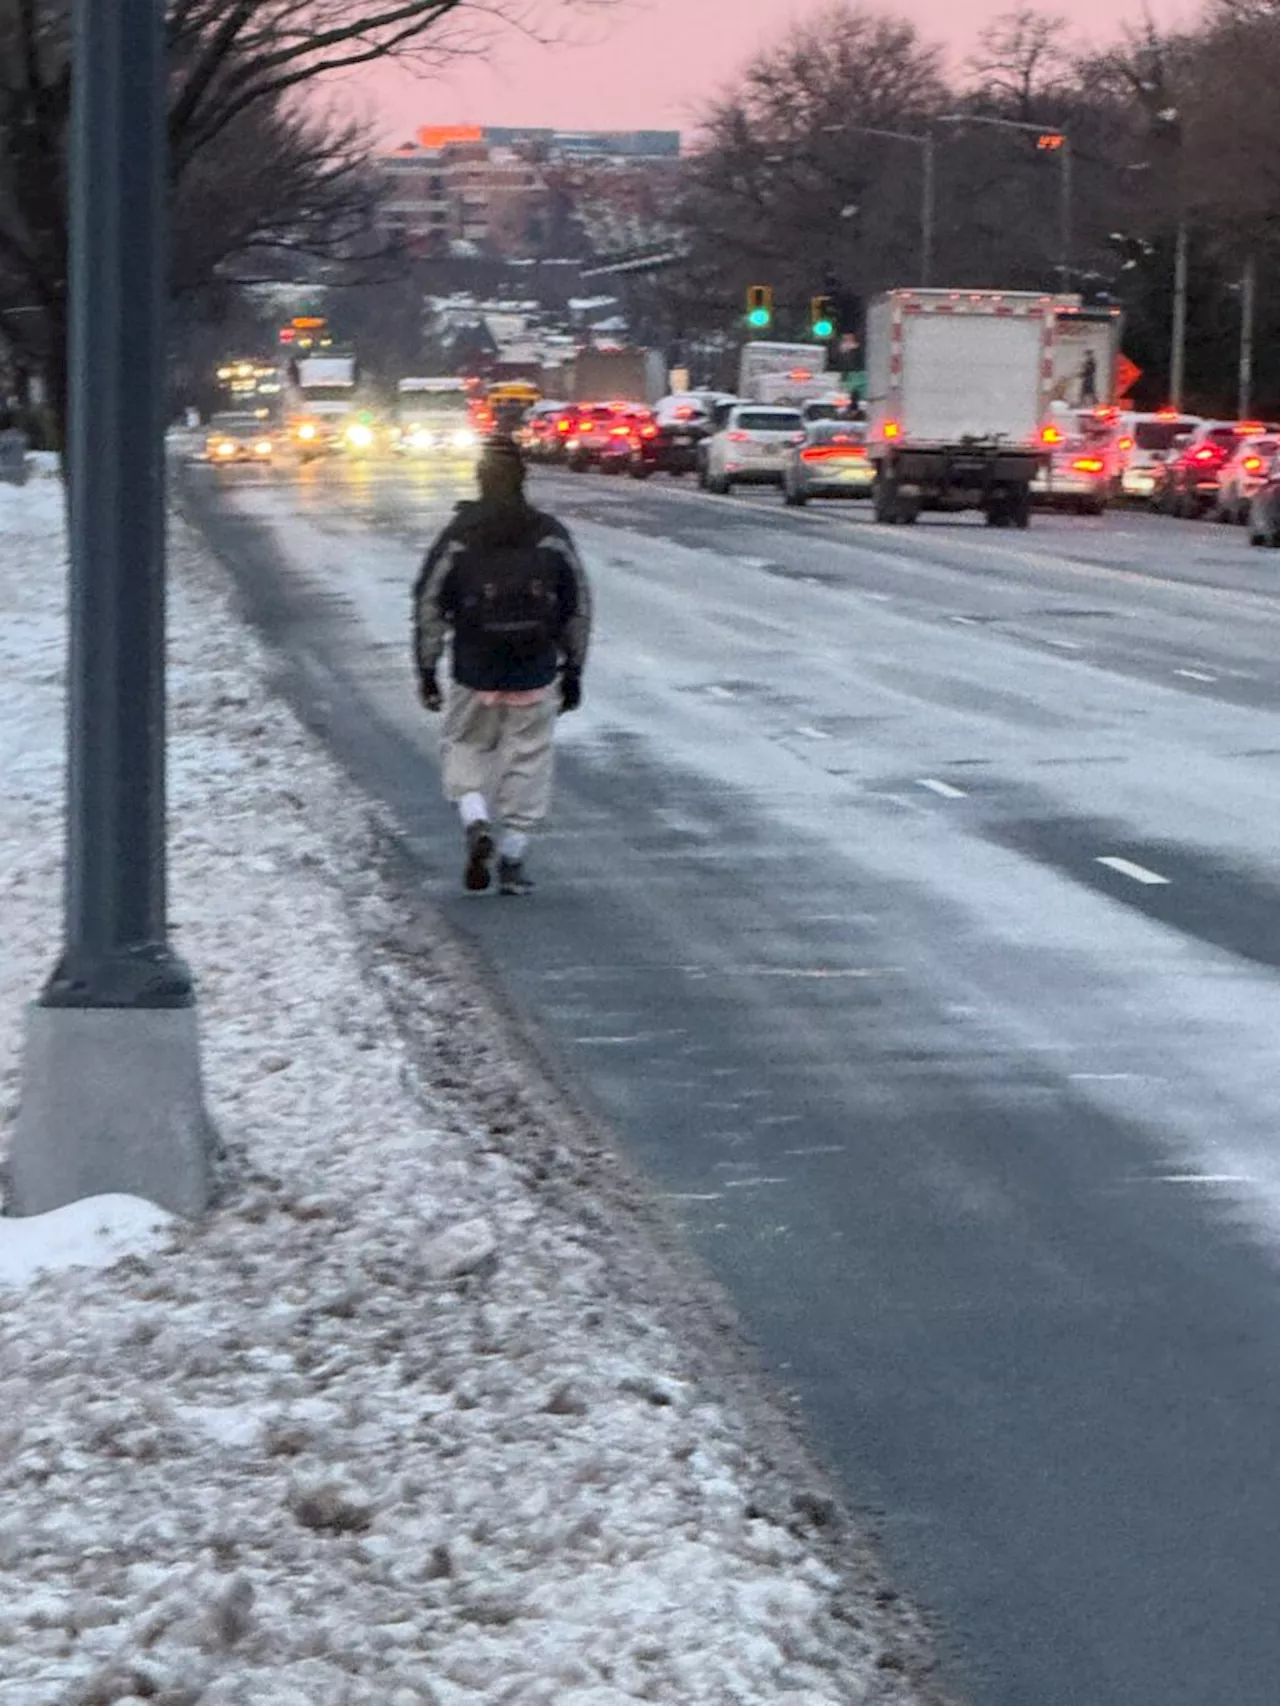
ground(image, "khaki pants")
xmin=440 ymin=685 xmax=558 ymax=834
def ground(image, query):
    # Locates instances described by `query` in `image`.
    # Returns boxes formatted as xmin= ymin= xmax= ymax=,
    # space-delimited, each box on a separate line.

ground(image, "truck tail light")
xmin=1072 ymin=457 xmax=1104 ymax=474
xmin=883 ymin=420 xmax=901 ymax=440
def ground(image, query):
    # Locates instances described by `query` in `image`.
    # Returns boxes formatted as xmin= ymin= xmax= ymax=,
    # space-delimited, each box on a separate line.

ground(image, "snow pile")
xmin=0 ymin=480 xmax=941 ymax=1703
xmin=0 ymin=1195 xmax=174 ymax=1288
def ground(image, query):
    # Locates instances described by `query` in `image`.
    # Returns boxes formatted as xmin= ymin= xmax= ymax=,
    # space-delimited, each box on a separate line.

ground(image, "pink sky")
xmin=345 ymin=0 xmax=1195 ymax=145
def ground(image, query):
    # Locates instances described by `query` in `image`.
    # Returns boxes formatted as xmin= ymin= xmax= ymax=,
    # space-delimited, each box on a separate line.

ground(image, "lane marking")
xmin=949 ymin=614 xmax=980 ymax=626
xmin=1096 ymin=855 xmax=1171 ymax=885
xmin=706 ymin=684 xmax=735 ymax=699
xmin=794 ymin=724 xmax=831 ymax=741
xmin=917 ymin=778 xmax=967 ymax=799
xmin=1151 ymin=1174 xmax=1253 ymax=1185
xmin=1174 ymin=668 xmax=1216 ymax=683
xmin=1043 ymin=638 xmax=1082 ymax=651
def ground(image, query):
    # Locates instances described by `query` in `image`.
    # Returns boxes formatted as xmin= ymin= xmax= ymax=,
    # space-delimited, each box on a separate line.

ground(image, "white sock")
xmin=458 ymin=791 xmax=490 ymax=828
xmin=499 ymin=829 xmax=529 ymax=863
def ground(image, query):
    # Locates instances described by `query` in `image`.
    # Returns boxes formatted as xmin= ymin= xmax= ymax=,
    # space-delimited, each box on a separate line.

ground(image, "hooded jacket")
xmin=413 ymin=496 xmax=592 ymax=694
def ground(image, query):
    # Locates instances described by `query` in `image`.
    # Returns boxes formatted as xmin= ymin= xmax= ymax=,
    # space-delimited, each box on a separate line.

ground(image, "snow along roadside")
xmin=0 ymin=481 xmax=951 ymax=1706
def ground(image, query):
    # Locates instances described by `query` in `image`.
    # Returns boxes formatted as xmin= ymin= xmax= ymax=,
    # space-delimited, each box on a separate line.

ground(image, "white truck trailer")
xmin=737 ymin=341 xmax=829 ymax=402
xmin=865 ymin=289 xmax=1057 ymax=527
xmin=1049 ymin=299 xmax=1124 ymax=408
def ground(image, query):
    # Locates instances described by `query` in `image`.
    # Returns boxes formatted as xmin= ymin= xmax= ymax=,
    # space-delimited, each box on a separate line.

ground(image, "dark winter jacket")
xmin=413 ymin=498 xmax=592 ymax=693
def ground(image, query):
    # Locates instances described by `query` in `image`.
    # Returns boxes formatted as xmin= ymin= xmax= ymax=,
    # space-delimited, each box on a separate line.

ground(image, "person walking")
xmin=413 ymin=436 xmax=591 ymax=895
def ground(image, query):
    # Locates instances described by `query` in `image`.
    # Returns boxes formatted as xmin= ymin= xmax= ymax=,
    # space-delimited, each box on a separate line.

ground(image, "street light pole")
xmin=1238 ymin=252 xmax=1256 ymax=421
xmin=1170 ymin=219 xmax=1189 ymax=411
xmin=822 ymin=123 xmax=934 ymax=285
xmin=937 ymin=114 xmax=1073 ymax=292
xmin=10 ymin=0 xmax=212 ymax=1218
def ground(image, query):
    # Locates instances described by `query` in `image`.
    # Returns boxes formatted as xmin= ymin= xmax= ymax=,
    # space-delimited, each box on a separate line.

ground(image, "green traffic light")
xmin=748 ymin=308 xmax=771 ymax=328
xmin=812 ymin=318 xmax=834 ymax=338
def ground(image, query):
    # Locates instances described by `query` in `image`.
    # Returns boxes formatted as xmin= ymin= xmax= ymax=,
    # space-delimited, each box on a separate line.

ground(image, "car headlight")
xmin=346 ymin=423 xmax=374 ymax=449
xmin=297 ymin=423 xmax=317 ymax=441
xmin=255 ymin=440 xmax=273 ymax=456
xmin=452 ymin=428 xmax=477 ymax=451
xmin=215 ymin=441 xmax=236 ymax=457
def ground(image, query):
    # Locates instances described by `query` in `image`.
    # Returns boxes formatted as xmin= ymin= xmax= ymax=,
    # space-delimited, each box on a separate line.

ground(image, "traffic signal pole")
xmin=9 ymin=0 xmax=213 ymax=1218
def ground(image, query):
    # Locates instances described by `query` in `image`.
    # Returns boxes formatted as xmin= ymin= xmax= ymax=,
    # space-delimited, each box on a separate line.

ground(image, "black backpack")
xmin=452 ymin=540 xmax=561 ymax=664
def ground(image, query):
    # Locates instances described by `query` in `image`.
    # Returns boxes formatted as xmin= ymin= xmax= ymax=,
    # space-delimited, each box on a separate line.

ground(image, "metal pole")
xmin=9 ymin=0 xmax=210 ymax=1220
xmin=1059 ymin=139 xmax=1073 ymax=294
xmin=1238 ymin=253 xmax=1256 ymax=420
xmin=922 ymin=133 xmax=936 ymax=288
xmin=47 ymin=0 xmax=191 ymax=1010
xmin=1170 ymin=219 xmax=1189 ymax=411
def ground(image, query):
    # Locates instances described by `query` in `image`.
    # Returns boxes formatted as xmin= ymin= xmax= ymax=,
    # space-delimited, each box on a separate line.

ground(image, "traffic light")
xmin=809 ymin=295 xmax=836 ymax=339
xmin=746 ymin=284 xmax=773 ymax=329
xmin=1036 ymin=132 xmax=1065 ymax=152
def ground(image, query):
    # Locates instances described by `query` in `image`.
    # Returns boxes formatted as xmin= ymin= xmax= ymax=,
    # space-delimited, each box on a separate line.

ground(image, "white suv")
xmin=703 ymin=405 xmax=805 ymax=494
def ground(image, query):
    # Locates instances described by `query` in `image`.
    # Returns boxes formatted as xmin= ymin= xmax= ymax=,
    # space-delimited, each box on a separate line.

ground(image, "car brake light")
xmin=1072 ymin=457 xmax=1104 ymax=474
xmin=801 ymin=445 xmax=868 ymax=462
xmin=1041 ymin=425 xmax=1063 ymax=445
xmin=1243 ymin=455 xmax=1264 ymax=472
xmin=727 ymin=429 xmax=749 ymax=442
xmin=1237 ymin=421 xmax=1266 ymax=435
xmin=676 ymin=406 xmax=694 ymax=419
xmin=641 ymin=424 xmax=657 ymax=438
xmin=610 ymin=425 xmax=631 ymax=437
xmin=556 ymin=418 xmax=571 ymax=432
xmin=1191 ymin=446 xmax=1221 ymax=464
xmin=1118 ymin=436 xmax=1134 ymax=452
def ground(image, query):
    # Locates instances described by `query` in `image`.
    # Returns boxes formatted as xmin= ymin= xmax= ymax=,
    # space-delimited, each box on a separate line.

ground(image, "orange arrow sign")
xmin=1116 ymin=354 xmax=1142 ymax=397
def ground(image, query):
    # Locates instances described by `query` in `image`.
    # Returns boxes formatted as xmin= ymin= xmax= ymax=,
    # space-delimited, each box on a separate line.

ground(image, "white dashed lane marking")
xmin=916 ymin=778 xmax=967 ymax=799
xmin=1174 ymin=668 xmax=1216 ymax=683
xmin=1096 ymin=855 xmax=1171 ymax=886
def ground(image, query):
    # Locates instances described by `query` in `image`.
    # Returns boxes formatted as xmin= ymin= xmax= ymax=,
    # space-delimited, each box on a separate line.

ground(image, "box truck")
xmin=866 ymin=289 xmax=1057 ymax=527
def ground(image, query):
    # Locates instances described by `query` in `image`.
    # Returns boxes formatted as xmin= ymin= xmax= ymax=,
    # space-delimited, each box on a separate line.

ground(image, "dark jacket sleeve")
xmin=536 ymin=514 xmax=592 ymax=674
xmin=412 ymin=520 xmax=462 ymax=684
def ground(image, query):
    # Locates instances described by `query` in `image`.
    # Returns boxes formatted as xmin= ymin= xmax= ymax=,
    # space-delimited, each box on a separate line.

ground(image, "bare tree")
xmin=673 ymin=4 xmax=947 ymax=332
xmin=0 ymin=0 xmax=616 ymax=444
xmin=966 ymin=9 xmax=1073 ymax=120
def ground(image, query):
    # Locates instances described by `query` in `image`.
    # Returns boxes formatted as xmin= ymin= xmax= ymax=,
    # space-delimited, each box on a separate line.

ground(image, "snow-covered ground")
xmin=0 ymin=480 xmax=947 ymax=1703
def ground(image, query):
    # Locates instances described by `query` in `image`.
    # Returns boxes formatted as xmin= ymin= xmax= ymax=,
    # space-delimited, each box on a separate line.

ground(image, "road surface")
xmin=180 ymin=455 xmax=1280 ymax=1706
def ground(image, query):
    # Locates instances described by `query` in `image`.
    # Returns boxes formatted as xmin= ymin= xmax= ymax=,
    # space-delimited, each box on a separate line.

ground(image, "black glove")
xmin=559 ymin=666 xmax=582 ymax=715
xmin=419 ymin=672 xmax=443 ymax=713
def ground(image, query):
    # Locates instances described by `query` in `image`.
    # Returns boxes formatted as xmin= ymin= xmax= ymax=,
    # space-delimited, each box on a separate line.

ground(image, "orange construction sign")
xmin=1116 ymin=354 xmax=1142 ymax=398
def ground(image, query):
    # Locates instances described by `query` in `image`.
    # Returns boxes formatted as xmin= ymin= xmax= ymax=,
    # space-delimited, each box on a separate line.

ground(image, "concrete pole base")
xmin=6 ymin=1005 xmax=215 ymax=1218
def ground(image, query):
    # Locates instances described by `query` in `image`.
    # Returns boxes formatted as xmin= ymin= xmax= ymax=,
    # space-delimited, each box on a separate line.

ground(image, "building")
xmin=377 ymin=126 xmax=683 ymax=259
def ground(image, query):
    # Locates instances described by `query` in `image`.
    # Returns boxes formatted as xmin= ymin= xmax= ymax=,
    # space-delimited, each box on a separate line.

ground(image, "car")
xmin=1214 ymin=435 xmax=1280 ymax=524
xmin=782 ymin=419 xmax=875 ymax=505
xmin=1031 ymin=410 xmax=1114 ymax=515
xmin=702 ymin=404 xmax=806 ymax=494
xmin=565 ymin=402 xmax=653 ymax=472
xmin=694 ymin=396 xmax=745 ymax=483
xmin=205 ymin=413 xmax=276 ymax=465
xmin=1113 ymin=411 xmax=1201 ymax=501
xmin=1156 ymin=419 xmax=1277 ymax=518
xmin=519 ymin=400 xmax=574 ymax=463
xmin=1248 ymin=451 xmax=1280 ymax=547
xmin=628 ymin=395 xmax=710 ymax=478
xmin=800 ymin=398 xmax=854 ymax=426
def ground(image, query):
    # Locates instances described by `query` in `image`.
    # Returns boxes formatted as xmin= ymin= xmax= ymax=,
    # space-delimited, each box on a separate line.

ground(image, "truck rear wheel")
xmin=1011 ymin=487 xmax=1032 ymax=529
xmin=898 ymin=494 xmax=920 ymax=525
xmin=874 ymin=478 xmax=899 ymax=524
